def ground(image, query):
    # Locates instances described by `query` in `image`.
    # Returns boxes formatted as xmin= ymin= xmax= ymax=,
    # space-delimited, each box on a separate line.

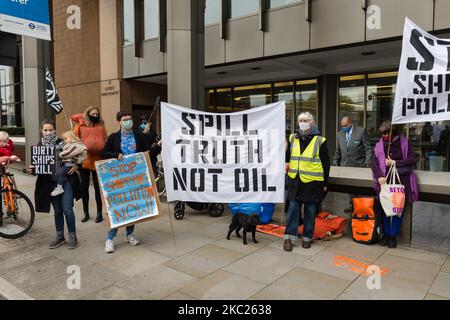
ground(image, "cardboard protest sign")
xmin=95 ymin=152 xmax=161 ymax=229
xmin=31 ymin=145 xmax=56 ymax=175
xmin=393 ymin=18 xmax=450 ymax=124
xmin=161 ymin=102 xmax=286 ymax=203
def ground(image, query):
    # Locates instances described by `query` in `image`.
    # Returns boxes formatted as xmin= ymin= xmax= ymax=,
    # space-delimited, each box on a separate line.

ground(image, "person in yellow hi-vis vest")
xmin=284 ymin=112 xmax=330 ymax=251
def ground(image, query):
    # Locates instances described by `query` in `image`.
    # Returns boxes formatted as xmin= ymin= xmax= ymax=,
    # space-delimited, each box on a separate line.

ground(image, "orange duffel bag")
xmin=351 ymin=197 xmax=381 ymax=245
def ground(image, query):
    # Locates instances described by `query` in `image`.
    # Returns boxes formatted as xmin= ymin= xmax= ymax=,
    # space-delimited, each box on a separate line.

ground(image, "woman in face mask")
xmin=371 ymin=120 xmax=419 ymax=249
xmin=70 ymin=106 xmax=107 ymax=223
xmin=100 ymin=111 xmax=153 ymax=254
xmin=30 ymin=120 xmax=82 ymax=250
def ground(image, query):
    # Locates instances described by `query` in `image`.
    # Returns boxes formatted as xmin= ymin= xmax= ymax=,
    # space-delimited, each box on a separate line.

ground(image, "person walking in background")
xmin=334 ymin=116 xmax=373 ymax=213
xmin=284 ymin=112 xmax=330 ymax=251
xmin=101 ymin=111 xmax=152 ymax=254
xmin=371 ymin=120 xmax=419 ymax=249
xmin=71 ymin=106 xmax=107 ymax=223
xmin=31 ymin=120 xmax=82 ymax=250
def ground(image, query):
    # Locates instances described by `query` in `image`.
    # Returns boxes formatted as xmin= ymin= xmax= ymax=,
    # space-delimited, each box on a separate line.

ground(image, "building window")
xmin=338 ymin=75 xmax=365 ymax=128
xmin=270 ymin=0 xmax=303 ymax=9
xmin=205 ymin=0 xmax=221 ymax=25
xmin=296 ymin=79 xmax=318 ymax=123
xmin=205 ymin=89 xmax=216 ymax=112
xmin=274 ymin=82 xmax=294 ymax=134
xmin=338 ymin=71 xmax=449 ymax=172
xmin=144 ymin=0 xmax=159 ymax=39
xmin=216 ymin=88 xmax=232 ymax=113
xmin=231 ymin=0 xmax=259 ymax=18
xmin=0 ymin=65 xmax=21 ymax=128
xmin=123 ymin=0 xmax=135 ymax=45
xmin=233 ymin=84 xmax=272 ymax=111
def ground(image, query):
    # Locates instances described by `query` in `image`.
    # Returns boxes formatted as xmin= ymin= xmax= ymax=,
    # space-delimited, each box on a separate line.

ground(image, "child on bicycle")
xmin=51 ymin=131 xmax=87 ymax=197
xmin=0 ymin=131 xmax=19 ymax=161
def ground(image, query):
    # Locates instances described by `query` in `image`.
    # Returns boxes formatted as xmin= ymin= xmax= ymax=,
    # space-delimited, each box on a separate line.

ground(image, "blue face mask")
xmin=343 ymin=126 xmax=352 ymax=133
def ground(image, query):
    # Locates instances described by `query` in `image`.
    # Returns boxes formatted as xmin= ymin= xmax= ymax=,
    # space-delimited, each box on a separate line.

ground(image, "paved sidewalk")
xmin=0 ymin=170 xmax=449 ymax=300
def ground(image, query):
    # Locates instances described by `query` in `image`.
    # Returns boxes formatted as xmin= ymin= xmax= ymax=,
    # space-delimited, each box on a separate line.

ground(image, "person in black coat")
xmin=139 ymin=115 xmax=162 ymax=177
xmin=32 ymin=120 xmax=82 ymax=250
xmin=101 ymin=111 xmax=153 ymax=254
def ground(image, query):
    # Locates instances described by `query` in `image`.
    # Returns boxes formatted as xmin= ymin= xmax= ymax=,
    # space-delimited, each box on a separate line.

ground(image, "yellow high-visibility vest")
xmin=288 ymin=134 xmax=326 ymax=183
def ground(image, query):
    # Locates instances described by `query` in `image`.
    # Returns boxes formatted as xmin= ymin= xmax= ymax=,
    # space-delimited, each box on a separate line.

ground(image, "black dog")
xmin=227 ymin=213 xmax=261 ymax=245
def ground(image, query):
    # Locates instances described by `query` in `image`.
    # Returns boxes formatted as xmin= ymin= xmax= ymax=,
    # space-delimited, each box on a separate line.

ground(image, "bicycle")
xmin=0 ymin=159 xmax=35 ymax=239
xmin=155 ymin=159 xmax=166 ymax=198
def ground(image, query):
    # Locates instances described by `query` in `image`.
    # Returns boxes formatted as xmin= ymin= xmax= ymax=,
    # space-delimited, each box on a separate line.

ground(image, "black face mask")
xmin=89 ymin=115 xmax=100 ymax=124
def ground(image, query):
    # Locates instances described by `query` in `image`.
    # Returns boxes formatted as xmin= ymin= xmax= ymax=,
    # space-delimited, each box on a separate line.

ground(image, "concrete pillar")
xmin=22 ymin=36 xmax=52 ymax=167
xmin=166 ymin=0 xmax=205 ymax=110
xmin=319 ymin=74 xmax=338 ymax=158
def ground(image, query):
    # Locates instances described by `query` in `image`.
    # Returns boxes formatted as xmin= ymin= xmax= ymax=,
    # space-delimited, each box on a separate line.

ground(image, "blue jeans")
xmin=283 ymin=200 xmax=318 ymax=242
xmin=56 ymin=163 xmax=71 ymax=186
xmin=51 ymin=180 xmax=76 ymax=237
xmin=381 ymin=209 xmax=405 ymax=236
xmin=107 ymin=225 xmax=135 ymax=241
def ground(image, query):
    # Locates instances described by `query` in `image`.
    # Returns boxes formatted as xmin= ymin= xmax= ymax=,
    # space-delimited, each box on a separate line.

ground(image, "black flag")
xmin=45 ymin=67 xmax=63 ymax=114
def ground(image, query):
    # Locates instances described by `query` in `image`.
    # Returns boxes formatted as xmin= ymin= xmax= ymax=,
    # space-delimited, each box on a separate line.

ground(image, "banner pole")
xmin=62 ymin=110 xmax=73 ymax=130
xmin=166 ymin=201 xmax=176 ymax=248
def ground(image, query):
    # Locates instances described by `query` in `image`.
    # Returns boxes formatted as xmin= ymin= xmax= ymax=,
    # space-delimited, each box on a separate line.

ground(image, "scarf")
xmin=41 ymin=133 xmax=65 ymax=151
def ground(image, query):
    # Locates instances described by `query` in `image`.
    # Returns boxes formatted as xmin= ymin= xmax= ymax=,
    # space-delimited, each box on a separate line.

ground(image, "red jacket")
xmin=0 ymin=140 xmax=15 ymax=157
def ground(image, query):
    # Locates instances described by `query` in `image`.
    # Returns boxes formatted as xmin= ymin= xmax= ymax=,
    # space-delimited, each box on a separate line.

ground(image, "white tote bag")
xmin=380 ymin=164 xmax=406 ymax=217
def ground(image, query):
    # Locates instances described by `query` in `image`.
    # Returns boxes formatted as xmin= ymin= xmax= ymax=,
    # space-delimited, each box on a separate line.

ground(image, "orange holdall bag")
xmin=351 ymin=197 xmax=381 ymax=245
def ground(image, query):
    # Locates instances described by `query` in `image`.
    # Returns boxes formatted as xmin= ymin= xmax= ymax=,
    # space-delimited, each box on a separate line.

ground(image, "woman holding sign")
xmin=31 ymin=120 xmax=82 ymax=250
xmin=101 ymin=111 xmax=151 ymax=254
xmin=371 ymin=121 xmax=419 ymax=249
xmin=71 ymin=106 xmax=107 ymax=224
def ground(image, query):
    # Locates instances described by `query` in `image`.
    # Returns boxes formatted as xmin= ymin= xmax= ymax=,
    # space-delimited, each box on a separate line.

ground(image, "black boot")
xmin=95 ymin=212 xmax=103 ymax=223
xmin=379 ymin=234 xmax=388 ymax=246
xmin=81 ymin=212 xmax=90 ymax=223
xmin=388 ymin=236 xmax=397 ymax=249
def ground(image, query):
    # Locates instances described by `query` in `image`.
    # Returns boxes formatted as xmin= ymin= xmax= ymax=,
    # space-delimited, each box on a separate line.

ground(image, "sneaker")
xmin=49 ymin=237 xmax=66 ymax=249
xmin=125 ymin=234 xmax=140 ymax=246
xmin=283 ymin=239 xmax=292 ymax=252
xmin=105 ymin=239 xmax=115 ymax=253
xmin=50 ymin=185 xmax=64 ymax=197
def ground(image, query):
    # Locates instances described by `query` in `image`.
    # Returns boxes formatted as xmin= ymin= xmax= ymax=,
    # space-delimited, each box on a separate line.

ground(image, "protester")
xmin=139 ymin=115 xmax=162 ymax=177
xmin=284 ymin=112 xmax=330 ymax=250
xmin=334 ymin=116 xmax=373 ymax=212
xmin=101 ymin=111 xmax=152 ymax=254
xmin=371 ymin=120 xmax=419 ymax=248
xmin=31 ymin=120 xmax=82 ymax=250
xmin=71 ymin=106 xmax=107 ymax=223
xmin=51 ymin=131 xmax=87 ymax=197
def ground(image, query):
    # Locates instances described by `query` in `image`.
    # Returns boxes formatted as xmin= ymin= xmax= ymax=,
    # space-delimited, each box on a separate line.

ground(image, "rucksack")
xmin=351 ymin=197 xmax=381 ymax=245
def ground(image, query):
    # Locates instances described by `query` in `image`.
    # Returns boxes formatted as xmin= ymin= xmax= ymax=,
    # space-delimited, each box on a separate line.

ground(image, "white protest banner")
xmin=161 ymin=102 xmax=286 ymax=203
xmin=95 ymin=152 xmax=161 ymax=229
xmin=393 ymin=18 xmax=450 ymax=124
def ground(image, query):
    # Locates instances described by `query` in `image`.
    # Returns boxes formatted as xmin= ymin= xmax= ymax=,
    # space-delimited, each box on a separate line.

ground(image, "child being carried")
xmin=51 ymin=131 xmax=87 ymax=197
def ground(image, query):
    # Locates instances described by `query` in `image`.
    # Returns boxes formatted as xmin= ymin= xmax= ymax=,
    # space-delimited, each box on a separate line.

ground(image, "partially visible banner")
xmin=96 ymin=152 xmax=161 ymax=229
xmin=393 ymin=18 xmax=450 ymax=124
xmin=0 ymin=0 xmax=51 ymax=41
xmin=161 ymin=102 xmax=286 ymax=203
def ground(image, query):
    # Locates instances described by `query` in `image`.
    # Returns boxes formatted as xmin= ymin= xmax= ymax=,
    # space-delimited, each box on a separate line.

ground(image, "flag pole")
xmin=62 ymin=110 xmax=73 ymax=130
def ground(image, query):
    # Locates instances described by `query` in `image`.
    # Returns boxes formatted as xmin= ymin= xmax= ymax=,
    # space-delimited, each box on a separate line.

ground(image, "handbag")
xmin=379 ymin=164 xmax=406 ymax=218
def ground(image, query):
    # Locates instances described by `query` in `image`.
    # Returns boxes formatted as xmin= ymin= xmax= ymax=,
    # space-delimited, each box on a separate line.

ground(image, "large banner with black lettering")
xmin=393 ymin=18 xmax=450 ymax=124
xmin=161 ymin=102 xmax=286 ymax=203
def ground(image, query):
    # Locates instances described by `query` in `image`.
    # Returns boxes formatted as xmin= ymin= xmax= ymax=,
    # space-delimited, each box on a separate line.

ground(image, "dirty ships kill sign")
xmin=161 ymin=102 xmax=286 ymax=203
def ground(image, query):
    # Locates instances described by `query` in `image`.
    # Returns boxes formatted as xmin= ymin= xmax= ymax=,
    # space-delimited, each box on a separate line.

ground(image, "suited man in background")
xmin=334 ymin=116 xmax=373 ymax=213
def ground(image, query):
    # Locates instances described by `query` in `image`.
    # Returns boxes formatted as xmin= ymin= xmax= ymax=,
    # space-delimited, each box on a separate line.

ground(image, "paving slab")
xmin=223 ymin=247 xmax=309 ymax=285
xmin=385 ymin=246 xmax=448 ymax=266
xmin=80 ymin=284 xmax=143 ymax=300
xmin=162 ymin=291 xmax=196 ymax=300
xmin=180 ymin=270 xmax=265 ymax=300
xmin=424 ymin=293 xmax=450 ymax=300
xmin=442 ymin=256 xmax=450 ymax=273
xmin=116 ymin=265 xmax=197 ymax=300
xmin=428 ymin=272 xmax=450 ymax=299
xmin=252 ymin=267 xmax=351 ymax=300
xmin=212 ymin=237 xmax=272 ymax=255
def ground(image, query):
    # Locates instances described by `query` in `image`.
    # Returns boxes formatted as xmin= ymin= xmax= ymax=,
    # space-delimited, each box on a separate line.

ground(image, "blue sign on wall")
xmin=0 ymin=0 xmax=51 ymax=41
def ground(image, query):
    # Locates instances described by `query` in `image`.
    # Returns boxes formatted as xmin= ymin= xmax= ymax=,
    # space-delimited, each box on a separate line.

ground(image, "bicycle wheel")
xmin=155 ymin=175 xmax=166 ymax=198
xmin=0 ymin=189 xmax=35 ymax=239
